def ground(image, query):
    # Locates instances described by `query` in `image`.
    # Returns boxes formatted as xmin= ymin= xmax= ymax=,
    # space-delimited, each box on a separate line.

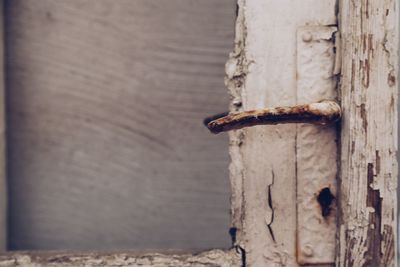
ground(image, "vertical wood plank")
xmin=227 ymin=0 xmax=336 ymax=266
xmin=338 ymin=0 xmax=398 ymax=266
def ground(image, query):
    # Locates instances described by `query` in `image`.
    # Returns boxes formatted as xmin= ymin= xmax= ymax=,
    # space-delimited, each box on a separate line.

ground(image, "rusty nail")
xmin=205 ymin=100 xmax=341 ymax=134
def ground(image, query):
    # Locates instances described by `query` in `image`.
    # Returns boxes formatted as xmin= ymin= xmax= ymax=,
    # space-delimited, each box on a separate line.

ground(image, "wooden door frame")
xmin=0 ymin=0 xmax=398 ymax=266
xmin=337 ymin=0 xmax=398 ymax=266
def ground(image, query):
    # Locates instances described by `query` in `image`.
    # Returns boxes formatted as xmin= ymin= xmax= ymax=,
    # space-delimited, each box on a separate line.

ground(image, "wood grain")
xmin=5 ymin=0 xmax=235 ymax=250
xmin=338 ymin=0 xmax=398 ymax=266
xmin=0 ymin=249 xmax=241 ymax=267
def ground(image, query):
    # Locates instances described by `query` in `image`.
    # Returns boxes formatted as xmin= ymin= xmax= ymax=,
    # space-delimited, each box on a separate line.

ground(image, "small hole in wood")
xmin=317 ymin=187 xmax=335 ymax=217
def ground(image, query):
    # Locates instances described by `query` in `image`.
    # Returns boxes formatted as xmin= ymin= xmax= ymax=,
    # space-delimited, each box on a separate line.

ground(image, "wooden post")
xmin=337 ymin=0 xmax=398 ymax=266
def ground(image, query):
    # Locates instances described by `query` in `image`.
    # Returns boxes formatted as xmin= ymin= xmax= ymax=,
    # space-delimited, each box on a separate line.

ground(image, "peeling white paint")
xmin=227 ymin=0 xmax=337 ymax=266
xmin=337 ymin=0 xmax=398 ymax=266
xmin=0 ymin=250 xmax=242 ymax=267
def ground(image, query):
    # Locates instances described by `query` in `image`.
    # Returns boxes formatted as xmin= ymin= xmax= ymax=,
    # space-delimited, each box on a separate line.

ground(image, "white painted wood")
xmin=226 ymin=0 xmax=336 ymax=266
xmin=296 ymin=26 xmax=338 ymax=265
xmin=0 ymin=249 xmax=241 ymax=267
xmin=1 ymin=1 xmax=396 ymax=266
xmin=337 ymin=0 xmax=398 ymax=266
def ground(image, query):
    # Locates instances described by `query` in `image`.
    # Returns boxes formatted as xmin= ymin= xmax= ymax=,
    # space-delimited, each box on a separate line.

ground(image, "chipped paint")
xmin=226 ymin=0 xmax=338 ymax=266
xmin=224 ymin=0 xmax=248 ymax=258
xmin=338 ymin=0 xmax=398 ymax=265
xmin=0 ymin=250 xmax=242 ymax=267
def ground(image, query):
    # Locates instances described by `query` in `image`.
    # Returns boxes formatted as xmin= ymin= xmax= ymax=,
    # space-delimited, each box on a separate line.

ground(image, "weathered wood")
xmin=337 ymin=0 xmax=398 ymax=266
xmin=5 ymin=0 xmax=235 ymax=250
xmin=227 ymin=0 xmax=337 ymax=266
xmin=0 ymin=249 xmax=242 ymax=267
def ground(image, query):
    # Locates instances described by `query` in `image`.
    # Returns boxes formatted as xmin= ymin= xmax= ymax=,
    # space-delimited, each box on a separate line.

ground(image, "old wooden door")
xmin=0 ymin=0 xmax=398 ymax=266
xmin=224 ymin=0 xmax=398 ymax=266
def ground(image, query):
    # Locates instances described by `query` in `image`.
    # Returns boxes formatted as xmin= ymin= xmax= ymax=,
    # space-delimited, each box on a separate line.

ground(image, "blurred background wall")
xmin=5 ymin=0 xmax=235 ymax=250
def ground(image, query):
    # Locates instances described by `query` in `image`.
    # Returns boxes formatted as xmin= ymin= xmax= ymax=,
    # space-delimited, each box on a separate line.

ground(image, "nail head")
xmin=302 ymin=32 xmax=313 ymax=42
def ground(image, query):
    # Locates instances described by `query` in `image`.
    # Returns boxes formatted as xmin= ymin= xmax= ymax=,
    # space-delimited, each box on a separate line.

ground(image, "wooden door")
xmin=0 ymin=0 xmax=398 ymax=266
xmin=226 ymin=0 xmax=398 ymax=266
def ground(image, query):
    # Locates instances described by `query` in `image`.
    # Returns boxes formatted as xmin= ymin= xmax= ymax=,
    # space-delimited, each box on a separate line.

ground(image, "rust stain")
xmin=205 ymin=101 xmax=341 ymax=134
xmin=203 ymin=111 xmax=230 ymax=126
xmin=365 ymin=163 xmax=382 ymax=267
